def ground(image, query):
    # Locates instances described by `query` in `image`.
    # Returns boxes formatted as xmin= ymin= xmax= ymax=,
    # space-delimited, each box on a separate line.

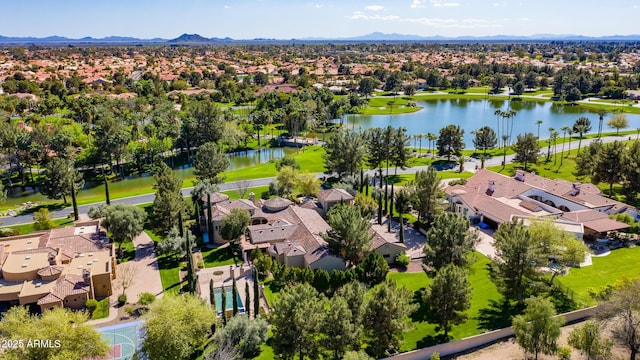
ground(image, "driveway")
xmin=119 ymin=231 xmax=164 ymax=300
xmin=474 ymin=227 xmax=497 ymax=259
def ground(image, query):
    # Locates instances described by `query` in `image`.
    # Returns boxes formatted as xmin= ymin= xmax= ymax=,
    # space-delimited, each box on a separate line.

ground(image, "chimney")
xmin=515 ymin=170 xmax=525 ymax=182
xmin=488 ymin=180 xmax=496 ymax=193
xmin=249 ymin=192 xmax=255 ymax=204
xmin=48 ymin=253 xmax=57 ymax=265
xmin=570 ymin=183 xmax=581 ymax=196
xmin=82 ymin=269 xmax=94 ymax=299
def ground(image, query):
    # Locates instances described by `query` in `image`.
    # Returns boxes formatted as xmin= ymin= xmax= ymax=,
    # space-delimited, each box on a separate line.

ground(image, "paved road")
xmin=0 ymin=135 xmax=626 ymax=227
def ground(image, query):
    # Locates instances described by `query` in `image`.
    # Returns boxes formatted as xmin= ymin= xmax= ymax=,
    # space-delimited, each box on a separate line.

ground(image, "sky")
xmin=2 ymin=0 xmax=640 ymax=39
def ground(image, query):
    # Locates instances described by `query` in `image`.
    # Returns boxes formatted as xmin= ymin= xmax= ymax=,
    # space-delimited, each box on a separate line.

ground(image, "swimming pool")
xmin=213 ymin=286 xmax=244 ymax=314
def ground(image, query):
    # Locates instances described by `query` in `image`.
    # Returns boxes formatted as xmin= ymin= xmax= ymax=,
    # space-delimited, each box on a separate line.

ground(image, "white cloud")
xmin=349 ymin=12 xmax=501 ymax=29
xmin=411 ymin=0 xmax=426 ymax=8
xmin=223 ymin=5 xmax=231 ymax=9
xmin=365 ymin=5 xmax=385 ymax=11
xmin=348 ymin=12 xmax=399 ymax=21
xmin=310 ymin=3 xmax=324 ymax=8
xmin=431 ymin=0 xmax=460 ymax=7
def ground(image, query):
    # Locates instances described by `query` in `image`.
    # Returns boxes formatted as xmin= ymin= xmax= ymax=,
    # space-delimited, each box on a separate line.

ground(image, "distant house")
xmin=255 ymin=83 xmax=298 ymax=96
xmin=0 ymin=221 xmax=116 ymax=312
xmin=445 ymin=169 xmax=636 ymax=240
xmin=317 ymin=188 xmax=355 ymax=213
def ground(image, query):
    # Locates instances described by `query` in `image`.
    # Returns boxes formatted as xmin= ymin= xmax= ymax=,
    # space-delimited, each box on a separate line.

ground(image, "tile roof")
xmin=370 ymin=224 xmax=406 ymax=251
xmin=318 ymin=188 xmax=355 ymax=203
xmin=37 ymin=274 xmax=90 ymax=305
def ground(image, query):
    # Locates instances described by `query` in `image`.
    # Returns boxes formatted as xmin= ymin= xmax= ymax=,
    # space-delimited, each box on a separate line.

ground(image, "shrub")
xmin=138 ymin=292 xmax=156 ymax=306
xmin=124 ymin=305 xmax=135 ymax=316
xmin=395 ymin=252 xmax=411 ymax=268
xmin=0 ymin=228 xmax=20 ymax=237
xmin=85 ymin=299 xmax=98 ymax=313
xmin=118 ymin=294 xmax=127 ymax=306
xmin=33 ymin=208 xmax=55 ymax=230
xmin=557 ymin=346 xmax=571 ymax=360
xmin=448 ymin=178 xmax=468 ymax=186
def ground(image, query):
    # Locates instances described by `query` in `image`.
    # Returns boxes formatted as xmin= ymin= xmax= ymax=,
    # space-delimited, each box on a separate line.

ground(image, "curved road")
xmin=0 ymin=135 xmax=629 ymax=227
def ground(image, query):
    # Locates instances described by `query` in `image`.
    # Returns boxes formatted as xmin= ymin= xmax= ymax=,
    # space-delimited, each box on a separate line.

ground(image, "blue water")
xmin=347 ymin=99 xmax=640 ymax=148
xmin=214 ymin=286 xmax=243 ymax=311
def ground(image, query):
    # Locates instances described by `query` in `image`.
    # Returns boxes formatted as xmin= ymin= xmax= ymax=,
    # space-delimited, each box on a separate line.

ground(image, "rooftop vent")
xmin=88 ymin=253 xmax=93 ymax=257
xmin=21 ymin=263 xmax=28 ymax=268
xmin=35 ymin=282 xmax=42 ymax=288
xmin=26 ymin=240 xmax=33 ymax=244
xmin=77 ymin=265 xmax=83 ymax=269
xmin=25 ymin=256 xmax=31 ymax=260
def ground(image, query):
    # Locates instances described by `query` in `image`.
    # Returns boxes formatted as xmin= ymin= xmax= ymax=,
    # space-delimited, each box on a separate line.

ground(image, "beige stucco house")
xmin=0 ymin=221 xmax=116 ymax=312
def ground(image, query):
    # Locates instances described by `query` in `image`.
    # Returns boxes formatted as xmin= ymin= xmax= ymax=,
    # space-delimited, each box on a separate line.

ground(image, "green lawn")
xmin=201 ymin=247 xmax=236 ymax=268
xmin=558 ymin=247 xmax=640 ymax=306
xmin=0 ymin=217 xmax=74 ymax=235
xmin=390 ymin=253 xmax=503 ymax=351
xmin=262 ymin=279 xmax=280 ymax=307
xmin=364 ymin=97 xmax=422 ymax=115
xmin=158 ymin=254 xmax=183 ymax=295
xmin=91 ymin=297 xmax=111 ymax=320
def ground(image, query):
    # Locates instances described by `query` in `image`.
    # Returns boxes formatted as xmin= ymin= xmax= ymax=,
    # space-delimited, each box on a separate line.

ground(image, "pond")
xmin=2 ymin=147 xmax=295 ymax=208
xmin=346 ymin=99 xmax=640 ymax=147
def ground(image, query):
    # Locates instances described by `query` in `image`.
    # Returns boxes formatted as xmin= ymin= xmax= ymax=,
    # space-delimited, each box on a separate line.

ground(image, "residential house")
xmin=204 ymin=193 xmax=345 ymax=272
xmin=317 ymin=188 xmax=354 ymax=213
xmin=369 ymin=224 xmax=407 ymax=264
xmin=0 ymin=221 xmax=116 ymax=312
xmin=445 ymin=169 xmax=636 ymax=240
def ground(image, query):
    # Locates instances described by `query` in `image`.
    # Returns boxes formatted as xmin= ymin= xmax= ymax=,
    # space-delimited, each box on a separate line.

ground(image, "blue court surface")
xmin=97 ymin=321 xmax=144 ymax=360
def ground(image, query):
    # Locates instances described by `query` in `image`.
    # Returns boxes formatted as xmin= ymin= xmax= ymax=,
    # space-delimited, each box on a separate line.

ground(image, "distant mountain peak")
xmin=168 ymin=33 xmax=211 ymax=43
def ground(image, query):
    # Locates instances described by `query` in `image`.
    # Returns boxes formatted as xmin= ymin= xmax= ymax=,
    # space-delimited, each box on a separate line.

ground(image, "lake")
xmin=347 ymin=99 xmax=640 ymax=147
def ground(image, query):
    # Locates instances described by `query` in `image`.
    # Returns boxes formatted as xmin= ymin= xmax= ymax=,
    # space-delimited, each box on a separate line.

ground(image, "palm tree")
xmin=546 ymin=127 xmax=555 ymax=162
xmin=560 ymin=125 xmax=570 ymax=165
xmin=502 ymin=135 xmax=509 ymax=167
xmin=596 ymin=108 xmax=608 ymax=138
xmin=575 ymin=124 xmax=588 ymax=154
xmin=551 ymin=130 xmax=559 ymax=165
xmin=536 ymin=119 xmax=543 ymax=139
xmin=427 ymin=132 xmax=436 ymax=157
xmin=494 ymin=109 xmax=503 ymax=141
xmin=418 ymin=133 xmax=424 ymax=158
xmin=505 ymin=110 xmax=517 ymax=146
xmin=457 ymin=156 xmax=466 ymax=172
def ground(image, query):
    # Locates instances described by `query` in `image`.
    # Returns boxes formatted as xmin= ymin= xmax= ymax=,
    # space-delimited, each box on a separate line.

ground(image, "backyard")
xmin=558 ymin=246 xmax=640 ymax=306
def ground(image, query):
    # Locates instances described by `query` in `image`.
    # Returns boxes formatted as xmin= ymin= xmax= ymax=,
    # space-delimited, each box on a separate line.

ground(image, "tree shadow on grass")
xmin=202 ymin=248 xmax=234 ymax=267
xmin=476 ymin=298 xmax=522 ymax=330
xmin=19 ymin=202 xmax=67 ymax=215
xmin=409 ymin=288 xmax=429 ymax=323
xmin=416 ymin=334 xmax=449 ymax=349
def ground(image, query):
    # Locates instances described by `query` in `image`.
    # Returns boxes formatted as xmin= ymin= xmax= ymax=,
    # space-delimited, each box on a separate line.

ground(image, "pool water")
xmin=214 ymin=286 xmax=244 ymax=312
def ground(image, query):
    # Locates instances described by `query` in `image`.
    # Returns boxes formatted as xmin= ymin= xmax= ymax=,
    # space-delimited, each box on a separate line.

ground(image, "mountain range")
xmin=1 ymin=32 xmax=640 ymax=44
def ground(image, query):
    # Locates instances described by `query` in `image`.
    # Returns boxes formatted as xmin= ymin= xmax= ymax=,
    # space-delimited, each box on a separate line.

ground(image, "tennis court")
xmin=97 ymin=321 xmax=144 ymax=360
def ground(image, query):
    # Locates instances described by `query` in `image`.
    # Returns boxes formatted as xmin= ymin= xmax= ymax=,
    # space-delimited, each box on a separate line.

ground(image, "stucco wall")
xmin=386 ymin=306 xmax=598 ymax=360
